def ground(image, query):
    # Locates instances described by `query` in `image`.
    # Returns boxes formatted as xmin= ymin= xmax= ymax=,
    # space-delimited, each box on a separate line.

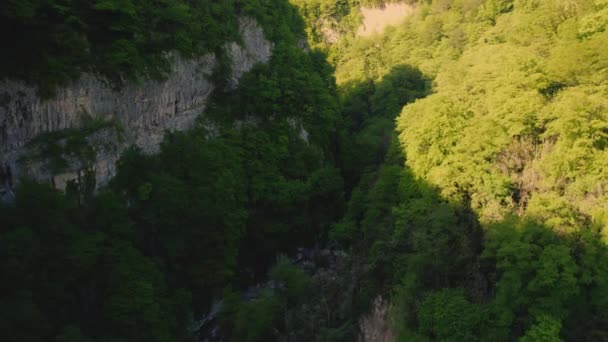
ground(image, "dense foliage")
xmin=3 ymin=0 xmax=608 ymax=341
xmin=315 ymin=0 xmax=608 ymax=340
xmin=0 ymin=0 xmax=303 ymax=95
xmin=0 ymin=0 xmax=344 ymax=340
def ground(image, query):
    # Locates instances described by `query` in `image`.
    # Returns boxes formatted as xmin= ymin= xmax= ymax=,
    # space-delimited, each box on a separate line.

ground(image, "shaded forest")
xmin=2 ymin=0 xmax=608 ymax=341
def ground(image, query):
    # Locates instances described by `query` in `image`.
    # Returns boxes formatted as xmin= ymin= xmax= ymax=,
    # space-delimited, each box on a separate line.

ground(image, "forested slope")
xmin=2 ymin=0 xmax=608 ymax=341
xmin=308 ymin=0 xmax=608 ymax=340
xmin=0 ymin=1 xmax=347 ymax=340
xmin=0 ymin=0 xmax=304 ymax=95
xmin=325 ymin=0 xmax=608 ymax=232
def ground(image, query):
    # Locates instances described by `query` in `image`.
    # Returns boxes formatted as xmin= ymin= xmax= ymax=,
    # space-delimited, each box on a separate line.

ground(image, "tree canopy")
xmin=3 ymin=0 xmax=608 ymax=341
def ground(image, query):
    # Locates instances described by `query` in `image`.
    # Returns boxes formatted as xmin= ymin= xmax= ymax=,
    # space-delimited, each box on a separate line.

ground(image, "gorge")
xmin=2 ymin=1 xmax=608 ymax=341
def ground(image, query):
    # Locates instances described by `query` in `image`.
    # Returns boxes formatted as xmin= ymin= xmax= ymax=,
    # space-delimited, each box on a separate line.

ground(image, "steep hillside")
xmin=0 ymin=17 xmax=272 ymax=196
xmin=0 ymin=1 xmax=347 ymax=341
xmin=2 ymin=0 xmax=608 ymax=341
xmin=314 ymin=0 xmax=608 ymax=340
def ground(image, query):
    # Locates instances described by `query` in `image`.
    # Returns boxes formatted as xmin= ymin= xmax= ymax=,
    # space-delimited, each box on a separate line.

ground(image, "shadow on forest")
xmin=2 ymin=4 xmax=608 ymax=340
xmin=318 ymin=66 xmax=608 ymax=341
xmin=203 ymin=63 xmax=453 ymax=341
xmin=295 ymin=63 xmax=487 ymax=339
xmin=336 ymin=64 xmax=430 ymax=192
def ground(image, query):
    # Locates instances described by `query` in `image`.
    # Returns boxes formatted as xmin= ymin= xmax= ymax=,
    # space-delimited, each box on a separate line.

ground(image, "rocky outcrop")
xmin=358 ymin=296 xmax=395 ymax=342
xmin=194 ymin=247 xmax=349 ymax=342
xmin=226 ymin=17 xmax=273 ymax=88
xmin=321 ymin=19 xmax=341 ymax=44
xmin=0 ymin=17 xmax=272 ymax=200
xmin=357 ymin=2 xmax=414 ymax=37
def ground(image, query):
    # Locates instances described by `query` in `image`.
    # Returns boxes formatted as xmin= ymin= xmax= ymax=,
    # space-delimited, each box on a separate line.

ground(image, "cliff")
xmin=0 ymin=17 xmax=272 ymax=200
xmin=357 ymin=2 xmax=414 ymax=37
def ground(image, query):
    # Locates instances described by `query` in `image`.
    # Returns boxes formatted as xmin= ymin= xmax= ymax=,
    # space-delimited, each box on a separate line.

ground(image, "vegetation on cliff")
xmin=1 ymin=1 xmax=343 ymax=340
xmin=3 ymin=0 xmax=608 ymax=341
xmin=0 ymin=0 xmax=303 ymax=95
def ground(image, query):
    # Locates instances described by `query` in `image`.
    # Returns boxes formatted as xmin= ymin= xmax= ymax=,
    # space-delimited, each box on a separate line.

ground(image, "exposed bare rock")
xmin=357 ymin=2 xmax=414 ymax=37
xmin=321 ymin=19 xmax=341 ymax=44
xmin=0 ymin=17 xmax=272 ymax=199
xmin=227 ymin=17 xmax=274 ymax=88
xmin=359 ymin=296 xmax=396 ymax=342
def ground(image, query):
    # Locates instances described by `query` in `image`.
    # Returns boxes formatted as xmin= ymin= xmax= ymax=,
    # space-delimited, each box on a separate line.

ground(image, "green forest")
xmin=2 ymin=0 xmax=608 ymax=341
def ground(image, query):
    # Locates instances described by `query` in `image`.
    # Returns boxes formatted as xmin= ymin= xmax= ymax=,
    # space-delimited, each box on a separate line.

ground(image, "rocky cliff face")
xmin=0 ymin=17 xmax=272 ymax=199
xmin=356 ymin=2 xmax=414 ymax=37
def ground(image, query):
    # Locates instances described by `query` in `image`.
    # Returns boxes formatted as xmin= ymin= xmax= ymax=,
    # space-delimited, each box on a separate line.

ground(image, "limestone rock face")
xmin=0 ymin=17 xmax=272 ymax=199
xmin=227 ymin=17 xmax=274 ymax=87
